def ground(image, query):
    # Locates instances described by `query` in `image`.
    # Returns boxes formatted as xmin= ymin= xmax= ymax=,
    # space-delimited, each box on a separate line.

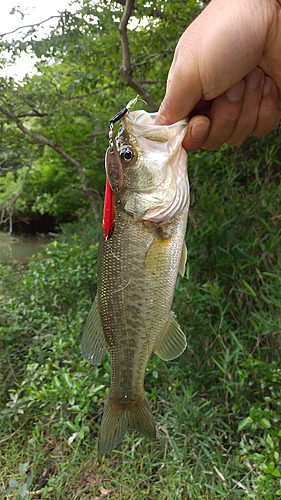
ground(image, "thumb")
xmin=155 ymin=56 xmax=210 ymax=151
xmin=155 ymin=65 xmax=203 ymax=126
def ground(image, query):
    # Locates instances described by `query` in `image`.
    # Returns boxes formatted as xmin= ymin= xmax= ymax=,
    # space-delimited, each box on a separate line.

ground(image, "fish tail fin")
xmin=98 ymin=392 xmax=156 ymax=455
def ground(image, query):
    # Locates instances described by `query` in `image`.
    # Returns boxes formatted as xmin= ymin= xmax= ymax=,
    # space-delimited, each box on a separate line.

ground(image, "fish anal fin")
xmin=178 ymin=241 xmax=187 ymax=278
xmin=154 ymin=312 xmax=186 ymax=361
xmin=81 ymin=295 xmax=109 ymax=365
xmin=98 ymin=393 xmax=156 ymax=455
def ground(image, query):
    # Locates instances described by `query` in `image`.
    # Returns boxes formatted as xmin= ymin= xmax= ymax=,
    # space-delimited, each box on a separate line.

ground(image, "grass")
xmin=0 ymin=415 xmax=249 ymax=499
xmin=0 ymin=135 xmax=281 ymax=499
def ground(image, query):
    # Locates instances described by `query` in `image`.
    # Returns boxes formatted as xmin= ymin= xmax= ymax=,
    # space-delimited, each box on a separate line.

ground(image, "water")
xmin=0 ymin=237 xmax=48 ymax=262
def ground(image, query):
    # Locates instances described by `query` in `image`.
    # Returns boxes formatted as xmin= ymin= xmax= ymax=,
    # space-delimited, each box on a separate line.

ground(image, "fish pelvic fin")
xmin=81 ymin=295 xmax=109 ymax=365
xmin=98 ymin=392 xmax=156 ymax=455
xmin=154 ymin=312 xmax=187 ymax=361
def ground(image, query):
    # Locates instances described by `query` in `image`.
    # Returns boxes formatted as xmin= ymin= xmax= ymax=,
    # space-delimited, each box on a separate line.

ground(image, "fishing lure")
xmin=102 ymin=96 xmax=139 ymax=240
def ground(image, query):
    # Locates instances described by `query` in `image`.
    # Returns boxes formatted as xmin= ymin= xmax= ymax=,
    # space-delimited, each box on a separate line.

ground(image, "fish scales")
xmin=99 ymin=208 xmax=187 ymax=399
xmin=81 ymin=108 xmax=189 ymax=454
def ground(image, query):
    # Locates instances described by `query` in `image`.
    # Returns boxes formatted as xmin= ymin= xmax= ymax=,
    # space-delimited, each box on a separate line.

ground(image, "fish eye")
xmin=120 ymin=147 xmax=137 ymax=165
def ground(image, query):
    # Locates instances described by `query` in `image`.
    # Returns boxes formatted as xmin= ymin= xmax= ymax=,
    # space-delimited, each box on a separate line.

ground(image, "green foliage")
xmin=23 ymin=154 xmax=89 ymax=218
xmin=3 ymin=462 xmax=33 ymax=499
xmin=0 ymin=2 xmax=281 ymax=498
xmin=237 ymin=360 xmax=281 ymax=499
xmin=0 ymin=0 xmax=204 ymax=227
xmin=1 ymin=137 xmax=280 ymax=497
xmin=0 ymin=228 xmax=103 ymax=452
xmin=0 ymin=171 xmax=27 ymax=214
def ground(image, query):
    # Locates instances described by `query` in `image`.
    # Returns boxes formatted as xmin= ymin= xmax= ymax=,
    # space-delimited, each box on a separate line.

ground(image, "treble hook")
xmin=109 ymin=95 xmax=140 ymax=125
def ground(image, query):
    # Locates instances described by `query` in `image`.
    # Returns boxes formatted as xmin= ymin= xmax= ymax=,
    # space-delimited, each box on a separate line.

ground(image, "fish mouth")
xmin=123 ymin=110 xmax=188 ymax=143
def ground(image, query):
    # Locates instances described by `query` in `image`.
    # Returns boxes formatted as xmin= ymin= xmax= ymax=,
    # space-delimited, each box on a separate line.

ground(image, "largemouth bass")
xmin=81 ymin=107 xmax=189 ymax=454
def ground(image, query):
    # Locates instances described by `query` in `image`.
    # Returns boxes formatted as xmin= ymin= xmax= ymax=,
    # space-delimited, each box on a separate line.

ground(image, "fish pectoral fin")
xmin=81 ymin=295 xmax=109 ymax=365
xmin=154 ymin=312 xmax=187 ymax=361
xmin=178 ymin=241 xmax=187 ymax=278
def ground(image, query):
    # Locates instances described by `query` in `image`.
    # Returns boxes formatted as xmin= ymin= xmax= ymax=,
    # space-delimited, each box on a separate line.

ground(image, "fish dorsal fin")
xmin=178 ymin=241 xmax=187 ymax=278
xmin=81 ymin=295 xmax=109 ymax=365
xmin=153 ymin=312 xmax=187 ymax=361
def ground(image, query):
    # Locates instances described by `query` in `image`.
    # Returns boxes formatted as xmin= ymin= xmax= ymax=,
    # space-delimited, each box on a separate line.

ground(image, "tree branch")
xmin=118 ymin=0 xmax=158 ymax=111
xmin=12 ymin=153 xmax=34 ymax=204
xmin=0 ymin=15 xmax=62 ymax=38
xmin=114 ymin=0 xmax=165 ymax=19
xmin=0 ymin=106 xmax=100 ymax=222
xmin=0 ymin=153 xmax=8 ymax=168
xmin=17 ymin=111 xmax=48 ymax=118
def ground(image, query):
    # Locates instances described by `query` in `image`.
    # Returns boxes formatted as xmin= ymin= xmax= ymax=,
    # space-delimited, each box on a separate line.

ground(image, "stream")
xmin=0 ymin=237 xmax=49 ymax=263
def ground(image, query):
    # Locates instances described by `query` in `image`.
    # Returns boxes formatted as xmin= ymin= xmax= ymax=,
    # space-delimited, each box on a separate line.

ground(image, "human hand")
xmin=155 ymin=0 xmax=281 ymax=151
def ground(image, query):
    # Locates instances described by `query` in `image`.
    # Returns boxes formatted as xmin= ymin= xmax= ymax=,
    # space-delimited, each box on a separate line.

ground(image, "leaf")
xmin=241 ymin=280 xmax=257 ymax=298
xmin=265 ymin=432 xmax=274 ymax=447
xmin=63 ymin=372 xmax=73 ymax=388
xmin=100 ymin=486 xmax=112 ymax=497
xmin=259 ymin=461 xmax=275 ymax=474
xmin=9 ymin=478 xmax=19 ymax=488
xmin=25 ymin=472 xmax=33 ymax=489
xmin=238 ymin=417 xmax=252 ymax=432
xmin=251 ymin=453 xmax=263 ymax=461
xmin=18 ymin=462 xmax=29 ymax=475
xmin=260 ymin=418 xmax=271 ymax=429
xmin=18 ymin=483 xmax=28 ymax=497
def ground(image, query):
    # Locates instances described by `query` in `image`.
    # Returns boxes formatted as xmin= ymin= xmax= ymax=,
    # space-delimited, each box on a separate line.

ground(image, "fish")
xmin=81 ymin=106 xmax=189 ymax=454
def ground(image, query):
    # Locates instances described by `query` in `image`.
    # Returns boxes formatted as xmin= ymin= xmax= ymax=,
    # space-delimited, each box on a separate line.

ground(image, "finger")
xmin=253 ymin=76 xmax=281 ymax=136
xmin=201 ymin=80 xmax=245 ymax=151
xmin=182 ymin=116 xmax=211 ymax=151
xmin=156 ymin=64 xmax=202 ymax=126
xmin=226 ymin=67 xmax=264 ymax=146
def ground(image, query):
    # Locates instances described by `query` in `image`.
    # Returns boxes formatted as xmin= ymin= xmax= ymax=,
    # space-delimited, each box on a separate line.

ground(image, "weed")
xmin=0 ymin=137 xmax=281 ymax=498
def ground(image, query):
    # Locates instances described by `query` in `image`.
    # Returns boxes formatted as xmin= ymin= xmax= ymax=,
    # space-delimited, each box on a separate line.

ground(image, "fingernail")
xmin=190 ymin=119 xmax=210 ymax=141
xmin=245 ymin=68 xmax=263 ymax=90
xmin=263 ymin=77 xmax=273 ymax=97
xmin=226 ymin=81 xmax=244 ymax=102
